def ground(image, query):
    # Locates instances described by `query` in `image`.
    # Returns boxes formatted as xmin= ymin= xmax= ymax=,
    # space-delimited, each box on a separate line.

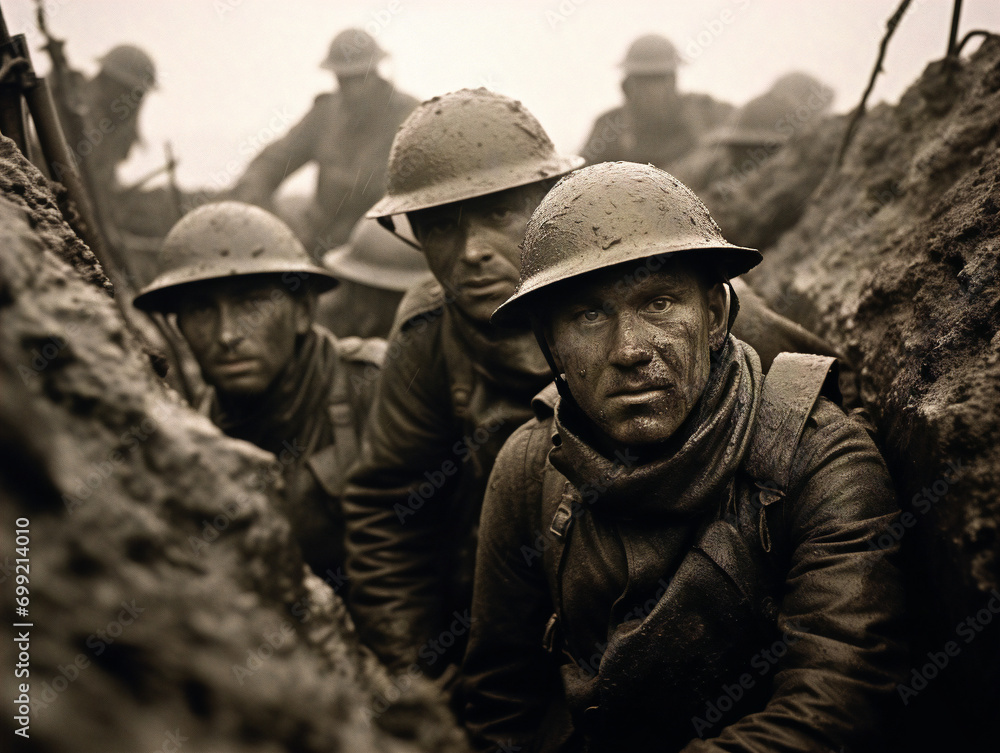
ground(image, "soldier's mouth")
xmin=606 ymin=382 xmax=673 ymax=400
xmin=214 ymin=359 xmax=257 ymax=374
xmin=461 ymin=278 xmax=510 ymax=296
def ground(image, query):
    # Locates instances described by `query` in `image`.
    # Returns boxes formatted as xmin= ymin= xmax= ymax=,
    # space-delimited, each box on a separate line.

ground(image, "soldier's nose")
xmin=216 ymin=303 xmax=245 ymax=350
xmin=461 ymin=221 xmax=495 ymax=264
xmin=608 ymin=316 xmax=653 ymax=367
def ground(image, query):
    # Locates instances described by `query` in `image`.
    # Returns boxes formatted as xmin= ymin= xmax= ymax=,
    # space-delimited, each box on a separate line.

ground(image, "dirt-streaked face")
xmin=408 ymin=184 xmax=546 ymax=324
xmin=546 ymin=259 xmax=727 ymax=447
xmin=176 ymin=276 xmax=312 ymax=398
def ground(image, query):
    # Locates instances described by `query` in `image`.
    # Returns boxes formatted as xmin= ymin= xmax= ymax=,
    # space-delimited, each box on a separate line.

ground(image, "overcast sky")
xmin=5 ymin=0 xmax=998 ymax=195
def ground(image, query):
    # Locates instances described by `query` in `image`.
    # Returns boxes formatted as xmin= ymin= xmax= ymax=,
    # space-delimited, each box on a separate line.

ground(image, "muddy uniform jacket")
xmin=463 ymin=339 xmax=905 ymax=753
xmin=342 ymin=278 xmax=553 ymax=674
xmin=233 ymin=78 xmax=419 ymax=250
xmin=343 ymin=280 xmax=860 ymax=675
xmin=206 ymin=326 xmax=384 ymax=578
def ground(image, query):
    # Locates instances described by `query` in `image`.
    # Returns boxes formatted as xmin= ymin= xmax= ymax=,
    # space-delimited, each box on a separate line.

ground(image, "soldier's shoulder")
xmin=681 ymin=92 xmax=735 ymax=128
xmin=497 ymin=411 xmax=555 ymax=476
xmin=592 ymin=106 xmax=626 ymax=127
xmin=392 ymin=275 xmax=447 ymax=333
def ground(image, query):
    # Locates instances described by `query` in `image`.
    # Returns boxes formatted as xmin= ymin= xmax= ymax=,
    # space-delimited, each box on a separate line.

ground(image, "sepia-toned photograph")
xmin=1 ymin=1 xmax=998 ymax=751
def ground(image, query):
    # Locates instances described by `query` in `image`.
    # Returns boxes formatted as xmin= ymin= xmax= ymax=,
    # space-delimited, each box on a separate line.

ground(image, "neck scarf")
xmin=550 ymin=336 xmax=762 ymax=523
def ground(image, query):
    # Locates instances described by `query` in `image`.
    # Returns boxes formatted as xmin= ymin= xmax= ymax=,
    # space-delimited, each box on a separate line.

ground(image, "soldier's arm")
xmin=463 ymin=420 xmax=561 ymax=752
xmin=231 ymin=99 xmax=324 ymax=206
xmin=684 ymin=399 xmax=906 ymax=753
xmin=342 ymin=311 xmax=459 ymax=674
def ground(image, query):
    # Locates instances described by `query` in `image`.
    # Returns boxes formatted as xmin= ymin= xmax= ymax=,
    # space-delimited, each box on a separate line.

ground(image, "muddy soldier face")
xmin=371 ymin=88 xmax=582 ymax=324
xmin=133 ymin=202 xmax=384 ymax=579
xmin=465 ymin=162 xmax=905 ymax=753
xmin=408 ymin=186 xmax=545 ymax=323
xmin=543 ymin=257 xmax=728 ymax=446
xmin=133 ymin=202 xmax=336 ymax=400
xmin=173 ymin=276 xmax=311 ymax=397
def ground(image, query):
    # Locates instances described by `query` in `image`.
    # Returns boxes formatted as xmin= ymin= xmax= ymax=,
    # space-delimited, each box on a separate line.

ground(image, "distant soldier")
xmin=673 ymin=71 xmax=835 ymax=197
xmin=75 ymin=44 xmax=157 ymax=199
xmin=316 ymin=217 xmax=432 ymax=339
xmin=133 ymin=202 xmax=385 ymax=578
xmin=580 ymin=34 xmax=732 ymax=169
xmin=343 ymin=88 xmax=854 ymax=682
xmin=232 ymin=29 xmax=419 ymax=255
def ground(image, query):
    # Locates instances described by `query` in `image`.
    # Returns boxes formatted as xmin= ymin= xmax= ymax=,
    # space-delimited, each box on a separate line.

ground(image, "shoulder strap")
xmin=743 ymin=353 xmax=840 ymax=552
xmin=541 ymin=451 xmax=577 ymax=656
xmin=304 ymin=338 xmax=375 ymax=498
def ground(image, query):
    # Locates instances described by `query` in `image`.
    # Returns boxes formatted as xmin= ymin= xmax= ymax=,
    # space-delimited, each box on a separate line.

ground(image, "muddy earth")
xmin=0 ymin=149 xmax=463 ymax=751
xmin=740 ymin=37 xmax=999 ymax=750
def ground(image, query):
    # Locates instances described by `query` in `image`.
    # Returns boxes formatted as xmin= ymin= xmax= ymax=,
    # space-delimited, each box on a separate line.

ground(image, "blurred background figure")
xmin=673 ymin=71 xmax=835 ymax=195
xmin=316 ymin=217 xmax=431 ymax=339
xmin=41 ymin=39 xmax=179 ymax=287
xmin=580 ymin=33 xmax=733 ymax=169
xmin=232 ymin=28 xmax=419 ymax=258
xmin=74 ymin=44 xmax=157 ymax=203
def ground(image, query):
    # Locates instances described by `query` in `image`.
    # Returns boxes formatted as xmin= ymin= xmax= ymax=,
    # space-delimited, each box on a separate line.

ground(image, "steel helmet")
xmin=711 ymin=72 xmax=833 ymax=147
xmin=97 ymin=45 xmax=157 ymax=91
xmin=320 ymin=29 xmax=388 ymax=76
xmin=322 ymin=217 xmax=430 ymax=292
xmin=619 ymin=34 xmax=681 ymax=77
xmin=492 ymin=162 xmax=761 ymax=327
xmin=133 ymin=202 xmax=337 ymax=312
xmin=367 ymin=88 xmax=584 ymax=218
xmin=771 ymin=71 xmax=834 ymax=109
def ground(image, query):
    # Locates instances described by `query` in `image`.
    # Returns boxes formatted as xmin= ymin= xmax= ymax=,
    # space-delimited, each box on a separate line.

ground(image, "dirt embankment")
xmin=0 ymin=141 xmax=463 ymax=751
xmin=745 ymin=36 xmax=1000 ymax=749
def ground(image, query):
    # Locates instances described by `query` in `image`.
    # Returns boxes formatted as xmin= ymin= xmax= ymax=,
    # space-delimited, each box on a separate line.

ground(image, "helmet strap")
xmin=725 ymin=279 xmax=740 ymax=336
xmin=529 ymin=321 xmax=575 ymax=401
xmin=375 ymin=215 xmax=423 ymax=252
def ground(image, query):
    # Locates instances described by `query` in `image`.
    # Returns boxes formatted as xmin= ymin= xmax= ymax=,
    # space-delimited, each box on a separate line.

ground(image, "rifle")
xmin=0 ymin=3 xmax=120 ymax=281
xmin=2 ymin=3 xmax=204 ymax=405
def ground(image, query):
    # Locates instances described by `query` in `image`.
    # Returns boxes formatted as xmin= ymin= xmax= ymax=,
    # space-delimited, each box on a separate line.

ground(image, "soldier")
xmin=464 ymin=161 xmax=904 ymax=752
xmin=580 ymin=34 xmax=732 ymax=169
xmin=231 ymin=29 xmax=419 ymax=254
xmin=76 ymin=44 xmax=158 ymax=201
xmin=316 ymin=217 xmax=432 ymax=339
xmin=133 ymin=202 xmax=384 ymax=579
xmin=672 ymin=71 xmax=835 ymax=197
xmin=343 ymin=89 xmax=855 ymax=682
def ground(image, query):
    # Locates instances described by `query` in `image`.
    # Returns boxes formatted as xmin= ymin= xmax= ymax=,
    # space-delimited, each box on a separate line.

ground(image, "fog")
xmin=3 ymin=0 xmax=997 ymax=195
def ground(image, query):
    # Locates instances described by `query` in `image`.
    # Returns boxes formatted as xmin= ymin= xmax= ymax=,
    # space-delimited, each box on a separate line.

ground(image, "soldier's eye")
xmin=646 ymin=297 xmax=672 ymax=313
xmin=581 ymin=309 xmax=603 ymax=322
xmin=181 ymin=301 xmax=214 ymax=320
xmin=415 ymin=214 xmax=456 ymax=236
